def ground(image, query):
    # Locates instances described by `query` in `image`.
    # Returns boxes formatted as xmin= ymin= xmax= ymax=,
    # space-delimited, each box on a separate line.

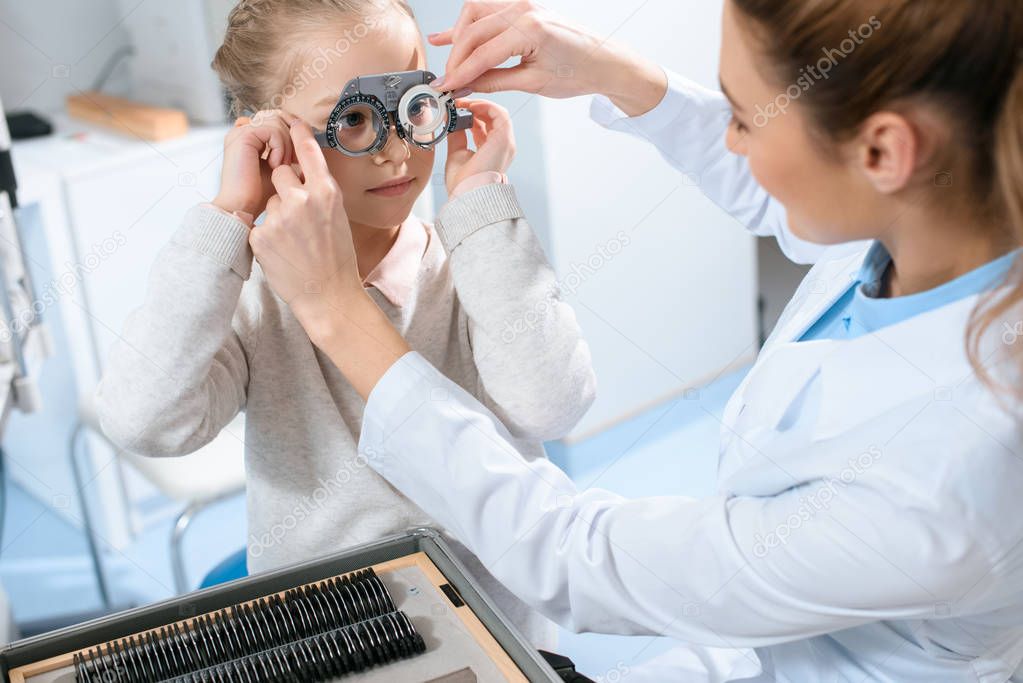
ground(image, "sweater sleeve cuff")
xmin=450 ymin=171 xmax=508 ymax=198
xmin=435 ymin=183 xmax=524 ymax=253
xmin=177 ymin=204 xmax=254 ymax=280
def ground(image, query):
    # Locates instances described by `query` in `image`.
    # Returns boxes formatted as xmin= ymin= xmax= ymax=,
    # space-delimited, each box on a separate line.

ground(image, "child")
xmin=95 ymin=0 xmax=596 ymax=649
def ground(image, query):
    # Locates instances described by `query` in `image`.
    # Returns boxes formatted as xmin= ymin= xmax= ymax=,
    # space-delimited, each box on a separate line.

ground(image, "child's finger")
xmin=461 ymin=99 xmax=509 ymax=120
xmin=243 ymin=112 xmax=293 ymax=169
xmin=265 ymin=116 xmax=297 ymax=169
xmin=252 ymin=124 xmax=289 ymax=168
xmin=470 ymin=117 xmax=490 ymax=148
xmin=472 ymin=109 xmax=492 ymax=139
xmin=446 ymin=129 xmax=469 ymax=159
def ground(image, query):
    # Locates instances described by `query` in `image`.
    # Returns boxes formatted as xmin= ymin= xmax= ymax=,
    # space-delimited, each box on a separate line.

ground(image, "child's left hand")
xmin=445 ymin=99 xmax=516 ymax=194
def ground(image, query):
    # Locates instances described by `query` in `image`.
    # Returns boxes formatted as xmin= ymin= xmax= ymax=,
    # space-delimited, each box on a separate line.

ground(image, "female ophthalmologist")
xmin=247 ymin=0 xmax=1023 ymax=680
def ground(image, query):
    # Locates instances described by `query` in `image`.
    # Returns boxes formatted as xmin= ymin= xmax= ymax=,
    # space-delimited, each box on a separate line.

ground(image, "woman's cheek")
xmin=743 ymin=148 xmax=814 ymax=242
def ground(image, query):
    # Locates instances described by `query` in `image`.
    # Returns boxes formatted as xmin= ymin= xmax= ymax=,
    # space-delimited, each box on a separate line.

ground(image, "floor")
xmin=0 ymin=365 xmax=748 ymax=678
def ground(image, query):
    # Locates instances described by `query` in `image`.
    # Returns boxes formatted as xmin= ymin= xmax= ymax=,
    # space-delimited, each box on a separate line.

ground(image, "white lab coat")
xmin=358 ymin=69 xmax=1023 ymax=682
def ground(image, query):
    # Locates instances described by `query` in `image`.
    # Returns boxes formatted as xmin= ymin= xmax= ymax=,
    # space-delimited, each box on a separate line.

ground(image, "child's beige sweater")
xmin=95 ymin=183 xmax=596 ymax=647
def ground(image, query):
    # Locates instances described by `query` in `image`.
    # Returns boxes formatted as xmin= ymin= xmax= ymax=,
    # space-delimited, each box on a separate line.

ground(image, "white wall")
xmin=413 ymin=0 xmax=757 ymax=440
xmin=0 ymin=0 xmax=131 ymax=115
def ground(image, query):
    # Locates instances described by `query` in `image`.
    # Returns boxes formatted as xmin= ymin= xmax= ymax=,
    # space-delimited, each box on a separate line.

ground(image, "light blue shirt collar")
xmin=849 ymin=241 xmax=1018 ymax=333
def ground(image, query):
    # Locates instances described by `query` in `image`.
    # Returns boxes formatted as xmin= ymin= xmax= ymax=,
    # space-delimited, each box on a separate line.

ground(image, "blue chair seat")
xmin=199 ymin=548 xmax=248 ymax=589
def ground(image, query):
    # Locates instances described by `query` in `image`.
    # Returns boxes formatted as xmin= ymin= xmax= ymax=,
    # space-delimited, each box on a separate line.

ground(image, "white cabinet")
xmin=9 ymin=115 xmax=229 ymax=547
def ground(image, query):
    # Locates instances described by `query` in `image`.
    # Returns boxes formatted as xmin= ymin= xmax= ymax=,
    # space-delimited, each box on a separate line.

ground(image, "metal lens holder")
xmin=314 ymin=70 xmax=473 ymax=157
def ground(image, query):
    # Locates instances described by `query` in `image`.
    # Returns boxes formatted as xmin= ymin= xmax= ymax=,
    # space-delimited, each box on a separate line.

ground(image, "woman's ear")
xmin=855 ymin=111 xmax=921 ymax=195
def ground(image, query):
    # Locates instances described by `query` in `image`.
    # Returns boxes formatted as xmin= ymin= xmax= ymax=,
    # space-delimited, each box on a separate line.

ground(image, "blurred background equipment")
xmin=113 ymin=0 xmax=235 ymax=125
xmin=65 ymin=91 xmax=189 ymax=141
xmin=0 ymin=92 xmax=53 ymax=645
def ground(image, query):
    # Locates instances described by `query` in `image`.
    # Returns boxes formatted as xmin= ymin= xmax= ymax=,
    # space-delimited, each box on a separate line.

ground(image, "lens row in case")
xmin=74 ymin=569 xmax=399 ymax=683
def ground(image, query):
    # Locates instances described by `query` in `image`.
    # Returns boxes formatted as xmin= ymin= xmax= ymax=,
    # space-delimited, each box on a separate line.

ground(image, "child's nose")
xmin=372 ymin=124 xmax=411 ymax=165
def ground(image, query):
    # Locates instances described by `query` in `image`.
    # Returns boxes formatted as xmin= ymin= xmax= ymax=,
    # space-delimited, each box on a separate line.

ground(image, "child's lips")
xmin=367 ymin=177 xmax=415 ymax=197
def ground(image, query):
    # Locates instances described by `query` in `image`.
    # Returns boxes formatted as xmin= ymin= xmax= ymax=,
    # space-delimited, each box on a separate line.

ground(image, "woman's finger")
xmin=289 ymin=121 xmax=331 ymax=183
xmin=446 ymin=13 xmax=512 ymax=78
xmin=271 ymin=163 xmax=302 ymax=195
xmin=448 ymin=0 xmax=509 ymax=48
xmin=465 ymin=63 xmax=539 ymax=95
xmin=428 ymin=30 xmax=453 ymax=46
xmin=264 ymin=193 xmax=281 ymax=219
xmin=439 ymin=26 xmax=527 ymax=92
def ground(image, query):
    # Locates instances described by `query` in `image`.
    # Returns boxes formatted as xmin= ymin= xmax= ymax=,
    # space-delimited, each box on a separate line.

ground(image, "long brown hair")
xmin=731 ymin=0 xmax=1023 ymax=395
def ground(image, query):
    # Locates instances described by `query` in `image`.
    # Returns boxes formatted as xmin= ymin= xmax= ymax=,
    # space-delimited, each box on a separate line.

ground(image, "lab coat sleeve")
xmin=434 ymin=183 xmax=597 ymax=441
xmin=94 ymin=204 xmax=254 ymax=457
xmin=590 ymin=68 xmax=834 ymax=265
xmin=359 ymin=351 xmax=1001 ymax=646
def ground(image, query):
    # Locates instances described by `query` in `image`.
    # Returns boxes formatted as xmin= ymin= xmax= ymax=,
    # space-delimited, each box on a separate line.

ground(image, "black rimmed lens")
xmin=326 ymin=95 xmax=388 ymax=156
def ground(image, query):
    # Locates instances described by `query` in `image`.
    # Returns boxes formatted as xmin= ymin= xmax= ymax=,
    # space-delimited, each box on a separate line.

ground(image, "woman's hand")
xmin=429 ymin=0 xmax=667 ymax=116
xmin=249 ymin=121 xmax=361 ymax=338
xmin=249 ymin=120 xmax=411 ymax=399
xmin=445 ymin=99 xmax=516 ymax=194
xmin=212 ymin=110 xmax=296 ymax=219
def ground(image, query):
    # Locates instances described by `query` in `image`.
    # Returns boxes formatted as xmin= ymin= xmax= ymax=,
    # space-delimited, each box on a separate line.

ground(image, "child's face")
xmin=284 ymin=12 xmax=434 ymax=230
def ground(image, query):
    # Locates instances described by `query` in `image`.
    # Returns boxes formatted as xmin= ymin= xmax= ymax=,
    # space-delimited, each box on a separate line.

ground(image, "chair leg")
xmin=68 ymin=421 xmax=112 ymax=609
xmin=170 ymin=501 xmax=201 ymax=595
xmin=169 ymin=489 xmax=242 ymax=595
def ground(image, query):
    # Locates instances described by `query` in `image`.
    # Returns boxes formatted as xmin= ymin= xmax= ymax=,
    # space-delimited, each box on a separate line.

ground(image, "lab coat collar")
xmin=811 ymin=292 xmax=979 ymax=441
xmin=769 ymin=246 xmax=869 ymax=346
xmin=734 ymin=242 xmax=997 ymax=443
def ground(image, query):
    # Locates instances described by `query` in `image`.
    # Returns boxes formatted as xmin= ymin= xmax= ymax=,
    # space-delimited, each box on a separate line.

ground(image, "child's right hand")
xmin=212 ymin=110 xmax=297 ymax=220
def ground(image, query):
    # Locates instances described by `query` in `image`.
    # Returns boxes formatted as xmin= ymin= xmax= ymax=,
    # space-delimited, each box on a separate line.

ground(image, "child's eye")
xmin=408 ymin=102 xmax=428 ymax=126
xmin=730 ymin=114 xmax=748 ymax=134
xmin=340 ymin=112 xmax=366 ymax=128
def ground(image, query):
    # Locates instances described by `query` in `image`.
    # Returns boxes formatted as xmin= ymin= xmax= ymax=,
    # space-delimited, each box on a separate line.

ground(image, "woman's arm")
xmin=430 ymin=1 xmax=854 ymax=265
xmin=95 ymin=205 xmax=255 ymax=456
xmin=428 ymin=1 xmax=668 ymax=117
xmin=353 ymin=350 xmax=999 ymax=644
